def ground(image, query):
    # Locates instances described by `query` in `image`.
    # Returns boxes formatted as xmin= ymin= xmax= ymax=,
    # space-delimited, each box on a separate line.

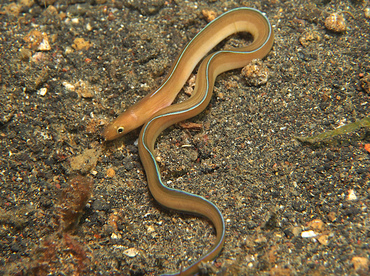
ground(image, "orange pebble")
xmin=364 ymin=144 xmax=370 ymax=153
xmin=106 ymin=168 xmax=116 ymax=177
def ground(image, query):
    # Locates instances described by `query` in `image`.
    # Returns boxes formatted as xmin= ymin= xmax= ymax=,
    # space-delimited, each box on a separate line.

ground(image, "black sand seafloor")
xmin=0 ymin=0 xmax=369 ymax=275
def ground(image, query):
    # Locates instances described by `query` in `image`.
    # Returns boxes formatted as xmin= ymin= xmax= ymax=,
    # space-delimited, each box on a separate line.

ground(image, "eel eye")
xmin=117 ymin=127 xmax=125 ymax=134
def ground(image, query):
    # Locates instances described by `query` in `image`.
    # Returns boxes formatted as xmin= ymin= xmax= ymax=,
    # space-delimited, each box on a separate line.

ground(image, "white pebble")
xmin=62 ymin=81 xmax=75 ymax=91
xmin=86 ymin=22 xmax=93 ymax=31
xmin=347 ymin=189 xmax=357 ymax=201
xmin=38 ymin=87 xmax=48 ymax=96
xmin=301 ymin=230 xmax=318 ymax=238
xmin=123 ymin=247 xmax=139 ymax=258
xmin=71 ymin=18 xmax=79 ymax=24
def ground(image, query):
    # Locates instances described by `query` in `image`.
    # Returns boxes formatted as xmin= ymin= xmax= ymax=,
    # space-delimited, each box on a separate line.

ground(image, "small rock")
xmin=65 ymin=46 xmax=74 ymax=54
xmin=307 ymin=219 xmax=325 ymax=231
xmin=299 ymin=30 xmax=321 ymax=46
xmin=69 ymin=148 xmax=101 ymax=174
xmin=86 ymin=22 xmax=93 ymax=31
xmin=31 ymin=52 xmax=48 ymax=63
xmin=317 ymin=234 xmax=329 ymax=245
xmin=75 ymin=80 xmax=95 ymax=98
xmin=62 ymin=81 xmax=76 ymax=91
xmin=111 ymin=232 xmax=121 ymax=239
xmin=202 ymin=9 xmax=217 ymax=22
xmin=72 ymin=37 xmax=92 ymax=51
xmin=292 ymin=226 xmax=302 ymax=237
xmin=71 ymin=18 xmax=80 ymax=24
xmin=23 ymin=29 xmax=51 ymax=51
xmin=146 ymin=225 xmax=155 ymax=233
xmin=351 ymin=256 xmax=369 ymax=272
xmin=325 ymin=13 xmax=346 ymax=32
xmin=37 ymin=35 xmax=51 ymax=51
xmin=38 ymin=87 xmax=48 ymax=96
xmin=106 ymin=168 xmax=116 ymax=178
xmin=241 ymin=59 xmax=269 ymax=86
xmin=123 ymin=247 xmax=139 ymax=258
xmin=43 ymin=5 xmax=58 ymax=16
xmin=327 ymin=211 xmax=337 ymax=222
xmin=347 ymin=189 xmax=357 ymax=201
xmin=62 ymin=80 xmax=95 ymax=98
xmin=301 ymin=230 xmax=317 ymax=238
xmin=365 ymin=7 xmax=370 ymax=19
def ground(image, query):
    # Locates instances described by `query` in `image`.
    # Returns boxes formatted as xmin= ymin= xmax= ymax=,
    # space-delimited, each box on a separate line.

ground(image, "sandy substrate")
xmin=0 ymin=0 xmax=369 ymax=275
